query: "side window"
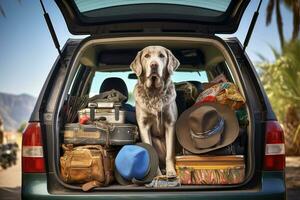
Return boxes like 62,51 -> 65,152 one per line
68,65 -> 84,96
208,61 -> 234,82
68,65 -> 91,96
172,71 -> 208,83
89,70 -> 209,106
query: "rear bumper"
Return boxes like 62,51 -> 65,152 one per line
22,172 -> 286,200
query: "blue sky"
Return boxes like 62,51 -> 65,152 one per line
0,0 -> 293,97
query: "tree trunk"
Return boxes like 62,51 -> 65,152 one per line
276,0 -> 285,48
291,1 -> 300,40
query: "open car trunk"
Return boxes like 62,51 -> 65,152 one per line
47,35 -> 256,193
55,0 -> 250,35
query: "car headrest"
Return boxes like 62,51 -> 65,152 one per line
188,81 -> 204,94
99,77 -> 128,102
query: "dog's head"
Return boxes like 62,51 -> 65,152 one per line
130,46 -> 180,89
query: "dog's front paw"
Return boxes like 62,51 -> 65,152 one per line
157,168 -> 163,176
166,160 -> 177,177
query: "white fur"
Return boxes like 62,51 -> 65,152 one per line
130,46 -> 180,177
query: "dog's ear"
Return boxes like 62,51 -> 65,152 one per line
130,51 -> 143,77
166,49 -> 180,75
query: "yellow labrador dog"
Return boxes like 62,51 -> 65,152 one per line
130,46 -> 179,177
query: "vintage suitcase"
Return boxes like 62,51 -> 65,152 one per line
78,108 -> 125,123
63,123 -> 139,146
88,102 -> 121,109
60,144 -> 115,191
175,155 -> 245,185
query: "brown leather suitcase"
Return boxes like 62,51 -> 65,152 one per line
60,144 -> 115,191
63,122 -> 139,146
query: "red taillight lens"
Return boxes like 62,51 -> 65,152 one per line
22,122 -> 45,173
264,121 -> 285,171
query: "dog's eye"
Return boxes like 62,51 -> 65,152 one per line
144,54 -> 150,58
159,53 -> 165,58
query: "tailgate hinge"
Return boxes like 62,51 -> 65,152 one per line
43,112 -> 53,124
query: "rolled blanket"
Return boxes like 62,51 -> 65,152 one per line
145,175 -> 181,188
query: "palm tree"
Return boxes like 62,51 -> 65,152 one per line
266,0 -> 285,48
0,5 -> 6,18
0,0 -> 22,18
281,40 -> 300,155
258,40 -> 300,155
284,0 -> 300,40
266,0 -> 300,48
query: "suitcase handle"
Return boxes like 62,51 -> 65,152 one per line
114,104 -> 120,121
94,120 -> 115,147
88,102 -> 121,122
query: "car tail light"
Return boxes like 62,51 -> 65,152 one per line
22,122 -> 45,173
264,121 -> 285,171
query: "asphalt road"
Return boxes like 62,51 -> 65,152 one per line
0,154 -> 299,200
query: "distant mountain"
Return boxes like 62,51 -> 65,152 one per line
0,92 -> 36,131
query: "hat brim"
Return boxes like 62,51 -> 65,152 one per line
114,167 -> 131,185
115,143 -> 159,185
176,102 -> 239,154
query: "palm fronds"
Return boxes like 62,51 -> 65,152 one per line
265,0 -> 300,48
0,0 -> 22,18
284,0 -> 300,41
0,5 -> 6,18
258,40 -> 300,155
266,0 -> 275,25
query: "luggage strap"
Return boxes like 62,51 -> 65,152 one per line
82,180 -> 102,191
81,147 -> 112,191
62,144 -> 103,151
94,120 -> 114,147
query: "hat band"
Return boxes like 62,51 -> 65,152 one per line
191,117 -> 224,139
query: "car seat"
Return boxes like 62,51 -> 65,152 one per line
188,81 -> 204,94
175,81 -> 204,116
99,77 -> 137,124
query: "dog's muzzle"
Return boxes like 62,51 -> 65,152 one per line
146,74 -> 162,88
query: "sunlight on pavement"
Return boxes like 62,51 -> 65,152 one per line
0,133 -> 21,200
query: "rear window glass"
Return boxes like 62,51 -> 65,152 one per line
74,0 -> 231,13
89,71 -> 208,105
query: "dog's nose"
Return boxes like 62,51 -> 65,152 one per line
150,62 -> 158,69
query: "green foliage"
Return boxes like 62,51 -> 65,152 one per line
18,122 -> 27,133
258,40 -> 300,122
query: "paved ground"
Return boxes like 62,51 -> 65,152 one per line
286,157 -> 300,189
0,151 -> 21,200
286,157 -> 300,199
0,153 -> 299,199
0,152 -> 21,188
